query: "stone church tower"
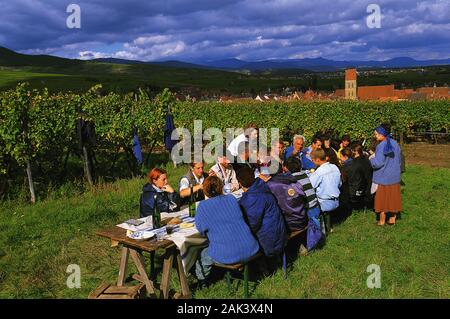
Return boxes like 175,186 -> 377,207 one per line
345,68 -> 357,100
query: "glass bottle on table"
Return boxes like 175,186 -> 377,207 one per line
153,194 -> 161,229
189,183 -> 196,217
223,182 -> 232,194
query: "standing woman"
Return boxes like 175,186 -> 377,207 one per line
370,125 -> 402,226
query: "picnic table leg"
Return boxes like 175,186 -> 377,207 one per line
160,247 -> 175,299
243,264 -> 249,299
175,251 -> 192,299
129,249 -> 156,296
150,251 -> 156,281
225,271 -> 232,291
117,247 -> 130,286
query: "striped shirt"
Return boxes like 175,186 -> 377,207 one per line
292,171 -> 319,209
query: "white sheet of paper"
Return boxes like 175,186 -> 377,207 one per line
116,211 -> 189,231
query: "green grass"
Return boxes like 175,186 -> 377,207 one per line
0,64 -> 272,94
0,164 -> 449,298
0,70 -> 70,87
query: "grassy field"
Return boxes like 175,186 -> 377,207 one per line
0,64 -> 308,94
0,69 -> 70,88
0,160 -> 448,299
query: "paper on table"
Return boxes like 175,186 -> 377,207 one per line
116,217 -> 152,232
116,211 -> 189,231
231,189 -> 244,200
116,209 -> 205,272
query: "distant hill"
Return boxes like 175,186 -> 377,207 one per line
150,60 -> 211,69
0,46 -> 82,68
200,58 -> 249,69
0,47 -> 210,71
91,57 -> 146,65
199,56 -> 450,72
3,46 -> 448,72
93,57 -> 209,69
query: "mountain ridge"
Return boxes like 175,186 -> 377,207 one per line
1,46 -> 449,72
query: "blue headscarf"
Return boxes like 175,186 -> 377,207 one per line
375,126 -> 394,156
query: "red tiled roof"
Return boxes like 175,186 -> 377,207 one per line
394,89 -> 414,99
334,89 -> 345,97
357,85 -> 395,100
417,87 -> 450,95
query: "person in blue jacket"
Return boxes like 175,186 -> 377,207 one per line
194,176 -> 260,285
284,134 -> 315,170
370,125 -> 402,226
236,166 -> 288,258
139,168 -> 180,218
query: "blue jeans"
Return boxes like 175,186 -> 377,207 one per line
319,199 -> 339,212
195,247 -> 215,281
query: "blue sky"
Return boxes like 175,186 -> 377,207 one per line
0,0 -> 449,62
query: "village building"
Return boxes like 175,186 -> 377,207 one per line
342,68 -> 449,101
344,68 -> 357,100
358,84 -> 395,101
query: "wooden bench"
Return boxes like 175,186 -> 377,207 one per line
213,227 -> 307,298
88,282 -> 146,299
213,252 -> 263,299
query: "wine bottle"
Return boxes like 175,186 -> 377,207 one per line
189,183 -> 196,217
153,194 -> 161,228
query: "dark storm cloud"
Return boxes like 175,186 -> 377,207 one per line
0,0 -> 448,61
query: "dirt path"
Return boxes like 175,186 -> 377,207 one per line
402,143 -> 450,168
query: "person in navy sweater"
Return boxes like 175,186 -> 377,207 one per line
236,166 -> 288,258
370,125 -> 402,226
194,176 -> 260,284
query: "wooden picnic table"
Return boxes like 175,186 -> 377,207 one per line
96,225 -> 192,299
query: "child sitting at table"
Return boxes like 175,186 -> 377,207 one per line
194,176 -> 260,287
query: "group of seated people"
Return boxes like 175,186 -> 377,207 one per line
139,127 -> 376,286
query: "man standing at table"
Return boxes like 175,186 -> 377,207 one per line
227,124 -> 258,157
